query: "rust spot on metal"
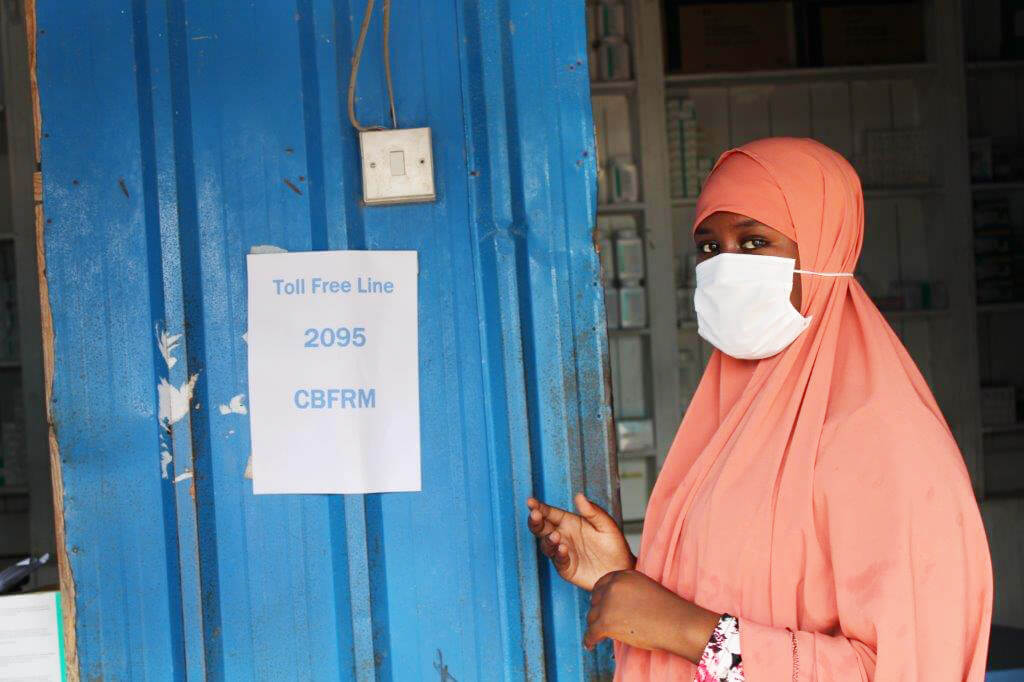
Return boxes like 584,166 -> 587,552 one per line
283,178 -> 303,196
284,146 -> 294,154
117,178 -> 129,198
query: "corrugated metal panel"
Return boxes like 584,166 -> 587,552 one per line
34,0 -> 615,679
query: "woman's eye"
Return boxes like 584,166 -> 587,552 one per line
699,242 -> 717,254
741,237 -> 768,250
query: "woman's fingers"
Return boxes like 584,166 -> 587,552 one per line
539,534 -> 558,558
526,499 -> 568,536
528,509 -> 558,538
552,543 -> 571,570
582,621 -> 605,650
528,498 -> 568,524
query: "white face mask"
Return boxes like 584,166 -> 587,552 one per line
693,253 -> 851,360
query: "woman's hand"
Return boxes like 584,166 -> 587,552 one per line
526,493 -> 634,591
583,569 -> 721,663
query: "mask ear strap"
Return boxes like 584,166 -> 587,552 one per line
793,269 -> 854,278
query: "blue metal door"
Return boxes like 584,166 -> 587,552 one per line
34,0 -> 615,679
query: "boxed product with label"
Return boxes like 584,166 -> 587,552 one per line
614,229 -> 645,280
678,2 -> 796,73
618,457 -> 654,521
617,418 -> 654,452
613,335 -> 647,419
816,3 -> 924,66
598,38 -> 632,81
619,281 -> 648,328
594,3 -> 628,38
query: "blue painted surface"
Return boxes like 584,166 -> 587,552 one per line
988,671 -> 1024,681
35,0 -> 614,679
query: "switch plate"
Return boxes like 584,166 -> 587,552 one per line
358,127 -> 436,205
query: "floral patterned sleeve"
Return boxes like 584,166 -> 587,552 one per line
694,614 -> 744,682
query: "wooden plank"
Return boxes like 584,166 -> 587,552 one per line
965,75 -> 983,136
809,82 -> 853,160
932,0 -> 984,494
858,199 -> 900,298
633,0 -> 681,470
20,0 -> 78,676
982,498 -> 1024,626
976,72 -> 1018,138
850,79 -> 892,177
967,0 -> 1003,61
688,87 -> 730,159
896,198 -> 929,281
768,83 -> 811,138
890,79 -> 921,129
729,86 -> 772,147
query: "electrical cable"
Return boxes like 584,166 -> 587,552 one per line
348,0 -> 398,132
381,0 -> 397,129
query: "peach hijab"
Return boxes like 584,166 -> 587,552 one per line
614,138 -> 992,680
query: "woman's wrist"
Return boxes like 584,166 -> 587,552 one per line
658,597 -> 722,663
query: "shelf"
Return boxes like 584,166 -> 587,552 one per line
672,186 -> 938,208
678,320 -> 698,332
0,486 -> 28,497
622,519 -> 644,534
0,360 -> 20,370
618,448 -> 657,460
664,63 -> 934,89
0,233 -> 13,242
598,202 -> 646,214
971,182 -> 1024,193
983,422 -> 1024,436
609,327 -> 651,337
978,302 -> 1024,315
966,60 -> 1024,72
883,308 -> 951,321
590,79 -> 637,95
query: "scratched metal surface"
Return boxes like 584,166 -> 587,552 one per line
35,0 -> 616,679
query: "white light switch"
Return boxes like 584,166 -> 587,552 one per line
390,150 -> 406,176
359,127 -> 435,205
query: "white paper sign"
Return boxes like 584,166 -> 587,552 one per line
246,250 -> 420,494
0,591 -> 64,681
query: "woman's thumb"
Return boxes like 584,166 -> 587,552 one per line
574,493 -> 615,530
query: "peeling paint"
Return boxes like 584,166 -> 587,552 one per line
218,394 -> 247,415
173,470 -> 193,483
249,244 -> 288,254
243,454 -> 253,480
155,324 -> 182,370
160,448 -> 172,479
241,331 -> 248,344
158,375 -> 199,431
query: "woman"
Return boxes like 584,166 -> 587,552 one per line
527,138 -> 992,680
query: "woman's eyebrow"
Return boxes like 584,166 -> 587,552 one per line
733,218 -> 762,228
693,227 -> 712,236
